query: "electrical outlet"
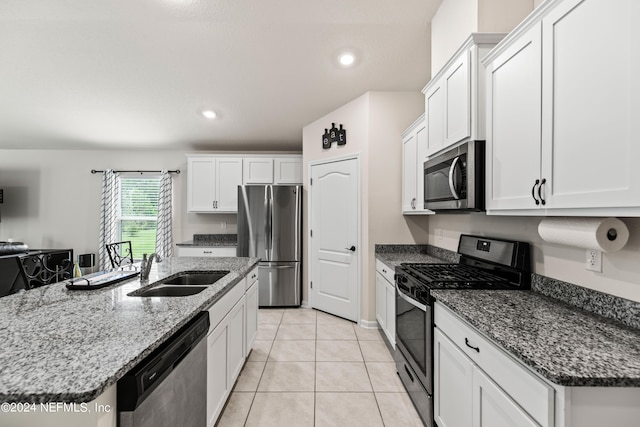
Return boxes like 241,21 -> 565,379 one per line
221,221 -> 227,230
435,228 -> 444,241
586,250 -> 602,273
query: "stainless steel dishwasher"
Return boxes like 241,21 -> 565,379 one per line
117,311 -> 209,427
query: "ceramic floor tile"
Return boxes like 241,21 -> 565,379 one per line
366,362 -> 405,392
216,391 -> 255,427
255,323 -> 279,341
375,392 -> 425,427
258,309 -> 284,324
257,361 -> 315,392
233,361 -> 266,392
315,340 -> 363,362
275,323 -> 316,340
268,340 -> 316,362
247,340 -> 273,362
315,392 -> 384,427
359,340 -> 394,362
281,308 -> 317,324
354,326 -> 384,341
316,322 -> 356,340
245,392 -> 315,427
316,310 -> 355,326
315,361 -> 372,392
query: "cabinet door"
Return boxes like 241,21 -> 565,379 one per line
215,158 -> 243,212
485,22 -> 543,212
384,279 -> 395,348
274,157 -> 303,184
472,368 -> 539,427
245,280 -> 259,353
434,328 -> 473,427
402,132 -> 417,212
243,158 -> 274,184
415,123 -> 427,212
375,272 -> 387,331
227,297 -> 246,385
445,51 -> 471,146
425,81 -> 444,156
188,157 -> 216,212
207,322 -> 229,427
541,0 -> 640,211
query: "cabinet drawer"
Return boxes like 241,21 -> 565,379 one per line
375,259 -> 395,284
208,279 -> 246,332
435,303 -> 554,427
246,266 -> 258,291
177,247 -> 237,257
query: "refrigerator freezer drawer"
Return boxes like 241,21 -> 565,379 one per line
258,262 -> 301,307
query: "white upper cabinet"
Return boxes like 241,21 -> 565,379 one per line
243,158 -> 274,184
274,157 -> 302,184
485,0 -> 640,216
423,33 -> 506,157
187,156 -> 243,213
402,114 -> 431,214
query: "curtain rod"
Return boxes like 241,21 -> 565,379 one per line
91,169 -> 180,175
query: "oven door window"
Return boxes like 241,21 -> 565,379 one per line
396,290 -> 427,376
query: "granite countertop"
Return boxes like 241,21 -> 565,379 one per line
375,244 -> 459,270
432,290 -> 640,387
0,256 -> 259,403
176,234 -> 238,247
376,252 -> 450,270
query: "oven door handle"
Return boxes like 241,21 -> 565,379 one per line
448,156 -> 461,200
396,285 -> 427,311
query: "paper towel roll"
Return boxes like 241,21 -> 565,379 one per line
538,217 -> 629,252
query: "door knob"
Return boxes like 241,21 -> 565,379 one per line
345,246 -> 356,252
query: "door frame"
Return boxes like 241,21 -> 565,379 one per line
307,153 -> 362,323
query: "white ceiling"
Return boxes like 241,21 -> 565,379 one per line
0,0 -> 441,151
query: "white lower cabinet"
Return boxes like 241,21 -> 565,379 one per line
206,317 -> 230,427
245,269 -> 259,353
375,260 -> 395,348
434,302 -> 553,427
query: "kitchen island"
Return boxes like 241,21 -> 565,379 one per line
0,256 -> 259,427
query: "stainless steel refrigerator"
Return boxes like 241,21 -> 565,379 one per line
237,185 -> 302,307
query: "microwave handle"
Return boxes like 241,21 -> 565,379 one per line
448,156 -> 461,200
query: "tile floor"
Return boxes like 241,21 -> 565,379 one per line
216,308 -> 424,427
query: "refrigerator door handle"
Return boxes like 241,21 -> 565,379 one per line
264,186 -> 272,260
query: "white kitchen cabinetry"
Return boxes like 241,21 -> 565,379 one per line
245,267 -> 259,352
402,114 -> 431,215
434,302 -> 554,427
243,158 -> 274,184
485,0 -> 640,215
422,33 -> 505,157
375,259 -> 395,348
274,157 -> 302,184
187,156 -> 243,213
176,246 -> 237,257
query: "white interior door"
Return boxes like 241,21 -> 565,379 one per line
310,157 -> 359,322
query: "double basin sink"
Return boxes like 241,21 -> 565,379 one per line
129,271 -> 229,297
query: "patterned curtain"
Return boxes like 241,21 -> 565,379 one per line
155,170 -> 173,258
98,170 -> 120,269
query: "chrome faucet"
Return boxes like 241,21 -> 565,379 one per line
140,253 -> 162,281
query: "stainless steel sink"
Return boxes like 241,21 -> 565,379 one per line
161,271 -> 229,286
134,285 -> 208,297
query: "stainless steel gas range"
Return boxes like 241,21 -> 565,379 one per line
394,235 -> 531,426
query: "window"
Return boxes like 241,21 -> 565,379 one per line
118,176 -> 161,260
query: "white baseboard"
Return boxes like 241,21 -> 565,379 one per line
300,300 -> 310,309
358,319 -> 380,329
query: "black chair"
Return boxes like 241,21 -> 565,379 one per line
105,241 -> 134,268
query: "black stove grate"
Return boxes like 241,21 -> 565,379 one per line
402,263 -> 510,286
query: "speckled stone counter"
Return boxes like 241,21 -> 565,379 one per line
431,289 -> 640,387
176,234 -> 238,247
0,256 -> 259,403
375,244 -> 459,269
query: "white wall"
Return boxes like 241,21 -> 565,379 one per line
430,0 -> 534,74
302,91 -> 425,322
0,149 -> 236,261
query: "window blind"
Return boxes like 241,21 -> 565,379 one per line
119,177 -> 161,260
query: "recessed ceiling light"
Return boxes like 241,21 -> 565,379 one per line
201,109 -> 217,119
338,53 -> 356,67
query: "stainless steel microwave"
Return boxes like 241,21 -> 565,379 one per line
423,140 -> 485,212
